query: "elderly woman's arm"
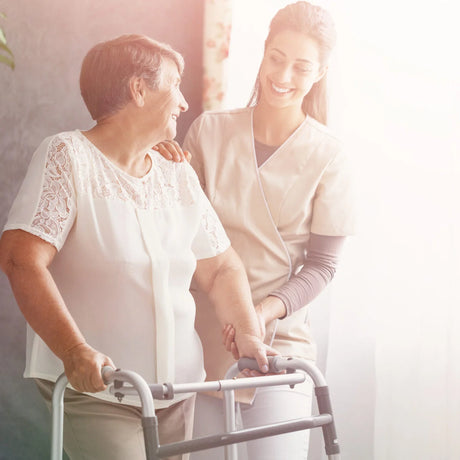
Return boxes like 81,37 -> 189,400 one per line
0,230 -> 114,392
193,246 -> 277,373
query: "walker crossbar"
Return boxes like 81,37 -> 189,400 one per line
153,415 -> 333,458
110,372 -> 306,399
50,356 -> 341,460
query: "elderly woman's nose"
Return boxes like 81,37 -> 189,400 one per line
180,91 -> 189,112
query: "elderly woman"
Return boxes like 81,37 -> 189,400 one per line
0,34 -> 274,460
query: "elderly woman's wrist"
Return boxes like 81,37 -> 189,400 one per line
60,341 -> 88,359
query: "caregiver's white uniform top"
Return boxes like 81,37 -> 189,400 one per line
4,130 -> 230,408
184,108 -> 356,403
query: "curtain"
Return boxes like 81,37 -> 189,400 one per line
202,0 -> 233,111
202,0 -> 460,458
322,0 -> 460,458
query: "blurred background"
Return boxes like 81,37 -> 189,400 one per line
1,1 -> 459,459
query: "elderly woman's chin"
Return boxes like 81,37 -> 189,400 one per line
164,120 -> 178,141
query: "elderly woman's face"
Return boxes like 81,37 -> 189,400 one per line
144,58 -> 188,140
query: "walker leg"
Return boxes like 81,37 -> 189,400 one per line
142,416 -> 160,460
224,389 -> 238,460
51,374 -> 70,460
315,386 -> 340,458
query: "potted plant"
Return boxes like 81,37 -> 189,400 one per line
0,12 -> 14,69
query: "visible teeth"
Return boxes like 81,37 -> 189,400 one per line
272,83 -> 291,94
172,115 -> 177,120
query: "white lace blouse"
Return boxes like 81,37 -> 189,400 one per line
4,130 -> 230,407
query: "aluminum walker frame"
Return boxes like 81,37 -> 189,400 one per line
51,356 -> 340,459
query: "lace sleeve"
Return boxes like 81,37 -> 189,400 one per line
185,164 -> 230,259
5,134 -> 77,250
198,204 -> 230,254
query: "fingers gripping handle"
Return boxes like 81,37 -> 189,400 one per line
101,366 -> 115,384
238,356 -> 283,373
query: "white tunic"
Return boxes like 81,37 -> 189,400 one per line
4,130 -> 230,408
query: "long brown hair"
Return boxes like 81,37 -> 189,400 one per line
248,1 -> 337,125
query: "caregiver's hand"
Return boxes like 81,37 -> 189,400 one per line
153,140 -> 191,162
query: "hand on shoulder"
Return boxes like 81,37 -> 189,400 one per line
153,140 -> 191,163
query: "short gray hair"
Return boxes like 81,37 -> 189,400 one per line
80,34 -> 184,120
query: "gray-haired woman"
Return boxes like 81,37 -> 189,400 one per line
0,34 -> 275,460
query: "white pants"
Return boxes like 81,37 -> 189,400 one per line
191,378 -> 313,460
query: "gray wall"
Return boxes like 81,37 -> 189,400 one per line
0,1 -> 203,458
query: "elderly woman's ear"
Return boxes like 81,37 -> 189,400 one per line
130,77 -> 147,107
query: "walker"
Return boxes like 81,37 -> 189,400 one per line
51,356 -> 340,459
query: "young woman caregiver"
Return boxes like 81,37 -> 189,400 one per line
156,2 -> 356,459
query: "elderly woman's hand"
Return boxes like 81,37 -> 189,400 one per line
232,333 -> 279,375
223,296 -> 286,354
62,343 -> 115,393
153,140 -> 191,163
222,308 -> 265,354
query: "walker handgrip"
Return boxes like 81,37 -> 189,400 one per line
101,366 -> 115,385
237,356 -> 280,373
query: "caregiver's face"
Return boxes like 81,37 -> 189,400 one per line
259,30 -> 325,111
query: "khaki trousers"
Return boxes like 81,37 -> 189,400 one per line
35,379 -> 195,460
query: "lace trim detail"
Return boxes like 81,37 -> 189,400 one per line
29,131 -> 201,248
201,206 -> 229,253
75,135 -> 197,210
31,138 -> 74,242
149,159 -> 197,210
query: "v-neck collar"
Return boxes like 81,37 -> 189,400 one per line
249,107 -> 310,170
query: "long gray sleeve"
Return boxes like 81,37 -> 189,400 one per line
270,233 -> 346,317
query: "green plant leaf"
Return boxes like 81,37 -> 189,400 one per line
0,42 -> 13,56
0,28 -> 6,45
0,12 -> 8,45
0,13 -> 14,69
0,54 -> 14,69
